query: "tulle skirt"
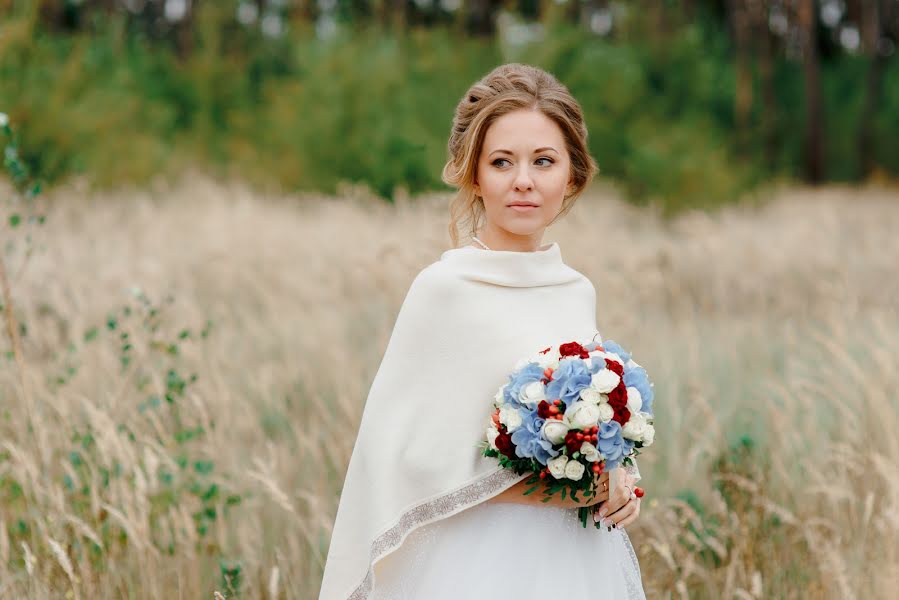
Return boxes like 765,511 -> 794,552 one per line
370,499 -> 646,599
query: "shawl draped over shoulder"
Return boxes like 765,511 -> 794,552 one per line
318,242 -> 606,599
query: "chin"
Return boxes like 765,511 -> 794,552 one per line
500,223 -> 547,236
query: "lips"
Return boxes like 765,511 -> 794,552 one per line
507,202 -> 539,207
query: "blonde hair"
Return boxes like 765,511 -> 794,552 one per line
441,63 -> 599,248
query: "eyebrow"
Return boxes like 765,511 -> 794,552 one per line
488,147 -> 559,157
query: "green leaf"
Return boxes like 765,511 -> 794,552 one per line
9,214 -> 20,227
522,485 -> 539,496
193,460 -> 214,475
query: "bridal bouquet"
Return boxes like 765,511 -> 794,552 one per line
482,339 -> 655,528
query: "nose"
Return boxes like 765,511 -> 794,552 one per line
513,164 -> 534,192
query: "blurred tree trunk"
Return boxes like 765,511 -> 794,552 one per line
755,0 -> 779,169
728,0 -> 753,156
467,0 -> 498,36
798,0 -> 824,183
287,0 -> 318,26
390,0 -> 408,30
857,0 -> 886,177
563,0 -> 582,25
174,0 -> 196,61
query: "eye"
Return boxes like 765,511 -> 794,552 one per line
535,157 -> 554,166
491,158 -> 511,168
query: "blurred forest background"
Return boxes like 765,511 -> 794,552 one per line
2,1 -> 899,599
1,0 -> 898,212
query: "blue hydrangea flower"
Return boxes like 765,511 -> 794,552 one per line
504,363 -> 545,406
597,420 -> 634,468
510,406 -> 558,465
545,358 -> 592,407
623,366 -> 654,416
601,340 -> 631,363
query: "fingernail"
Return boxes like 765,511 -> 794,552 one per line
612,523 -> 617,529
598,508 -> 607,518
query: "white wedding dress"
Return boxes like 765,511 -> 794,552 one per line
370,498 -> 646,599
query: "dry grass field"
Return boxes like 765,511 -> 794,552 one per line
1,176 -> 897,599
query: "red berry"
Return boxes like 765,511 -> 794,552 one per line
549,406 -> 559,415
576,432 -> 584,441
634,487 -> 644,498
539,471 -> 547,479
553,399 -> 561,406
543,368 -> 554,379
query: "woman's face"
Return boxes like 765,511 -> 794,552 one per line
473,109 -> 573,246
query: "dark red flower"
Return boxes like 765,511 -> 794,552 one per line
559,341 -> 590,359
564,430 -> 582,454
612,406 -> 631,426
605,358 -> 624,376
495,432 -> 516,459
607,382 -> 628,410
537,400 -> 554,419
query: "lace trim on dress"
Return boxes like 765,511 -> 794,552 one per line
618,529 -> 646,599
347,468 -> 527,600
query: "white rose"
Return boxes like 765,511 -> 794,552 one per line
534,349 -> 561,370
564,460 -> 585,481
498,406 -> 523,433
541,419 -> 569,444
519,381 -> 547,406
625,386 -> 643,413
486,425 -> 500,451
579,441 -> 601,462
642,422 -> 655,446
547,455 -> 569,479
565,401 -> 601,430
493,384 -> 507,408
621,412 -> 647,441
591,369 -> 620,394
597,403 -> 614,423
579,387 -> 603,404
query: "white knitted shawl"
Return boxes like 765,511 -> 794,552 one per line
318,241 -> 601,599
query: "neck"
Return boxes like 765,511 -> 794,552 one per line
474,224 -> 546,252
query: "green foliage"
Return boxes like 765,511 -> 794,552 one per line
1,12 -> 897,214
0,113 -> 243,582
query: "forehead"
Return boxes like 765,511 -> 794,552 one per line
482,109 -> 566,152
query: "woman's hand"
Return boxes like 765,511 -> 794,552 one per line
592,469 -> 641,530
489,469 -> 611,510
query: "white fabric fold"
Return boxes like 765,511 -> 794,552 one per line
319,241 -> 603,600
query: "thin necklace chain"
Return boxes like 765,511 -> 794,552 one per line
471,236 -> 491,250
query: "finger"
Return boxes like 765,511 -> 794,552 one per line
615,501 -> 641,529
605,483 -> 631,514
590,489 -> 609,505
598,500 -> 635,530
606,498 -> 638,525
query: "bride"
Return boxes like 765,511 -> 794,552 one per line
319,63 -> 646,600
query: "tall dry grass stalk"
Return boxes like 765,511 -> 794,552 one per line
0,175 -> 897,598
